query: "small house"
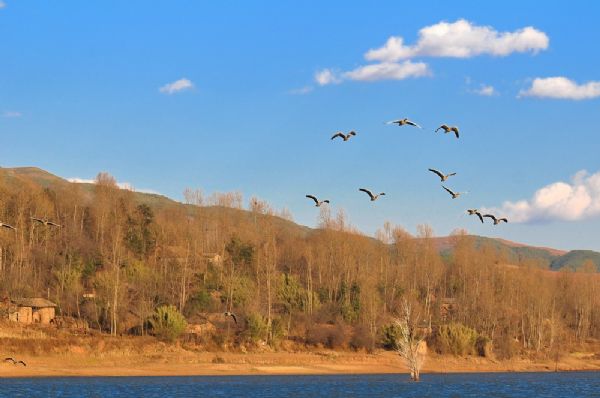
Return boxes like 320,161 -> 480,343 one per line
9,298 -> 57,325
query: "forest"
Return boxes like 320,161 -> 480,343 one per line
0,168 -> 598,360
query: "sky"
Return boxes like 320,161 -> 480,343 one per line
1,1 -> 599,251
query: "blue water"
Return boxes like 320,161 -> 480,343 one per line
0,372 -> 598,397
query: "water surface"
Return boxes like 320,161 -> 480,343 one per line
1,372 -> 598,397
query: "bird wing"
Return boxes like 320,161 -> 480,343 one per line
483,214 -> 497,221
385,120 -> 401,125
1,223 -> 16,230
47,222 -> 61,227
447,172 -> 457,177
331,132 -> 344,140
476,213 -> 484,223
359,188 -> 374,199
452,127 -> 460,138
31,217 -> 44,223
428,168 -> 444,180
17,361 -> 26,366
348,131 -> 357,136
406,120 -> 422,129
305,195 -> 319,205
442,186 -> 455,196
436,124 -> 448,132
499,218 -> 508,223
4,357 -> 15,363
231,314 -> 237,324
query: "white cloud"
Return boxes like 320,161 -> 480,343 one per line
68,178 -> 161,195
519,77 -> 600,100
473,84 -> 496,96
1,111 -> 22,118
315,69 -> 342,86
159,78 -> 194,94
483,170 -> 600,223
67,178 -> 96,184
289,86 -> 314,95
315,61 -> 429,85
314,20 -> 546,88
343,61 -> 430,82
366,19 -> 549,62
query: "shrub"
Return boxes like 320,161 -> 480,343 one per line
183,289 -> 212,316
306,322 -> 348,349
476,335 -> 493,358
380,323 -> 402,350
245,313 -> 267,342
350,325 -> 375,351
435,322 -> 479,356
149,305 -> 187,342
212,356 -> 226,364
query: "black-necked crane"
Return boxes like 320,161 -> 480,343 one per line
436,124 -> 460,138
467,209 -> 484,223
428,168 -> 456,182
4,357 -> 26,366
385,118 -> 422,129
442,186 -> 467,199
331,131 -> 357,141
305,195 -> 330,207
483,214 -> 508,225
0,222 -> 16,231
31,217 -> 61,227
224,311 -> 237,324
359,188 -> 385,201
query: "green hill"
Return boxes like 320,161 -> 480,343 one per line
550,250 -> 600,271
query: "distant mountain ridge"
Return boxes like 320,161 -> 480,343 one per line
1,166 -> 598,271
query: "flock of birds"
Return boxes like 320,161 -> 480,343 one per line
306,118 -> 508,225
0,217 -> 61,232
0,119 -> 506,331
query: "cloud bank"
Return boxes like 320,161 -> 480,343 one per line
366,19 -> 548,62
483,170 -> 600,223
159,78 -> 194,94
519,77 -> 600,100
316,20 -> 548,86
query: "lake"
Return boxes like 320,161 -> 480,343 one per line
1,372 -> 598,397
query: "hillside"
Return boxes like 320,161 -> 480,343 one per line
550,250 -> 600,271
1,165 -> 600,363
1,166 -> 598,271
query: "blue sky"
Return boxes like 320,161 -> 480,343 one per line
1,1 -> 599,251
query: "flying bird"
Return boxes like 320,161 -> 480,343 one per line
483,214 -> 508,225
224,311 -> 237,324
0,222 -> 16,231
467,209 -> 484,223
331,131 -> 357,141
359,188 -> 385,201
442,186 -> 467,199
428,168 -> 457,182
306,195 -> 330,207
385,118 -> 422,129
436,124 -> 460,138
31,218 -> 61,227
4,358 -> 26,366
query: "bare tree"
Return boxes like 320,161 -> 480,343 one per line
395,300 -> 427,381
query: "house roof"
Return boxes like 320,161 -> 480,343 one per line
12,298 -> 57,308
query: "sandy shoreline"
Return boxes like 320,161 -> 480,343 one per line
2,351 -> 600,378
